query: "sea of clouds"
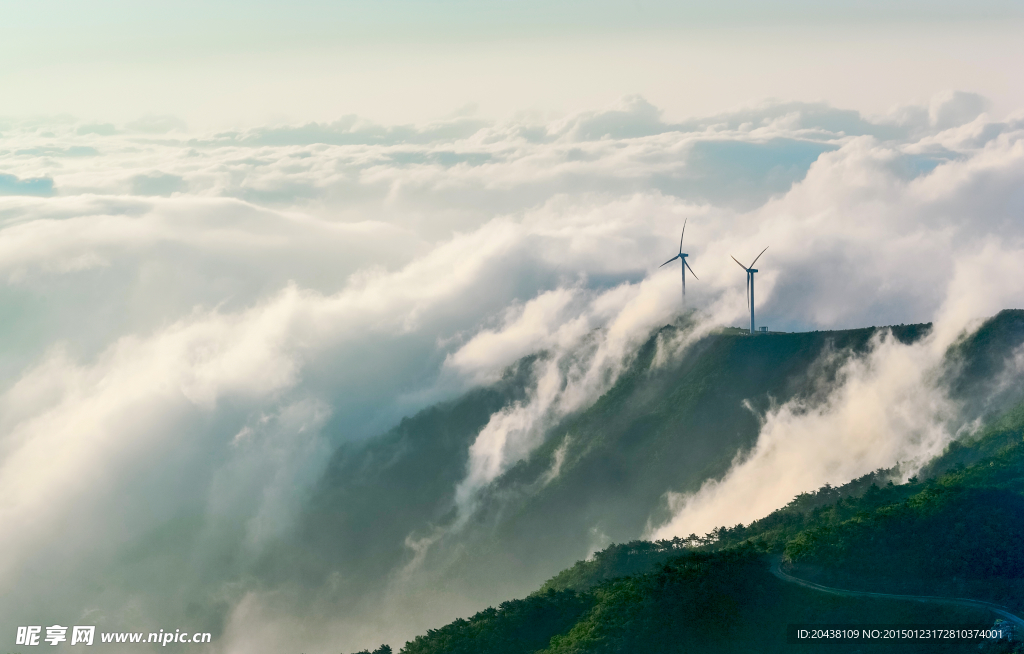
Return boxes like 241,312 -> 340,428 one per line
2,91 -> 1024,651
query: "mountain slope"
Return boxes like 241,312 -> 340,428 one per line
303,310 -> 1024,650
438,322 -> 936,584
398,547 -> 995,654
288,321 -> 934,597
386,393 -> 1024,653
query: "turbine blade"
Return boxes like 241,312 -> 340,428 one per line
730,255 -> 748,271
660,255 -> 680,268
684,258 -> 698,280
750,246 -> 769,268
682,263 -> 686,296
679,219 -> 687,253
746,273 -> 750,310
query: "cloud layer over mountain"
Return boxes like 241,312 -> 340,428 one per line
2,93 -> 1024,651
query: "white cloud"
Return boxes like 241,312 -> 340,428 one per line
648,328 -> 958,540
649,236 -> 1024,541
2,93 -> 1024,651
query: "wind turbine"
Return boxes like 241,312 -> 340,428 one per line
660,220 -> 698,303
731,247 -> 768,334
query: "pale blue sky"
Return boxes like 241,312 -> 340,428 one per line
1,1 -> 1022,127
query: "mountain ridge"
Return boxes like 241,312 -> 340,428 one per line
310,310 -> 1024,652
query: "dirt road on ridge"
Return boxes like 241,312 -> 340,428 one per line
769,556 -> 1024,631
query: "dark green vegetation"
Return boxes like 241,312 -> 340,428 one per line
391,547 -> 999,654
782,402 -> 1024,605
485,397 -> 1023,651
329,311 -> 1024,653
380,388 -> 1024,652
403,589 -> 592,654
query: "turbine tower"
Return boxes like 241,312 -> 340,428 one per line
731,247 -> 768,334
659,220 -> 698,303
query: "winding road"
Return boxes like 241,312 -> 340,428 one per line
769,556 -> 1024,630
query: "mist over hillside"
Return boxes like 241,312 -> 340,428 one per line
227,311 -> 1024,651
3,94 -> 1024,653
396,397 -> 1024,654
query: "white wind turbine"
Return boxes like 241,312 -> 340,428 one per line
659,220 -> 698,304
731,247 -> 768,334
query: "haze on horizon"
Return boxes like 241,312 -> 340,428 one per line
2,0 -> 1023,128
2,2 -> 1024,652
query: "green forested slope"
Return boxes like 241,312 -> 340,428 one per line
397,547 -> 996,654
384,398 -> 1024,653
363,311 -> 1024,654
782,400 -> 1024,605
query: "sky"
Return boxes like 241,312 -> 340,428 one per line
2,2 -> 1024,652
2,1 -> 1023,127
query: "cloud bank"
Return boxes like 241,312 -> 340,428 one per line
1,93 -> 1023,651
